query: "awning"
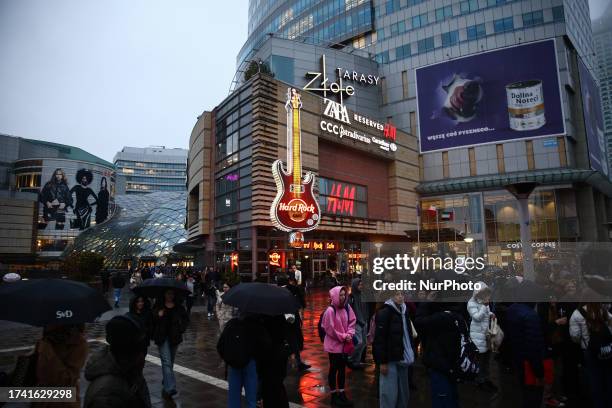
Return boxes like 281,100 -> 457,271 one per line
416,168 -> 612,197
173,236 -> 207,253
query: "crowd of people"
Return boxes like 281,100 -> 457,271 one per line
3,263 -> 611,408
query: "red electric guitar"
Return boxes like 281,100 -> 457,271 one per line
270,88 -> 321,232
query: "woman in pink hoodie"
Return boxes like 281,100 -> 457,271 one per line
322,286 -> 356,407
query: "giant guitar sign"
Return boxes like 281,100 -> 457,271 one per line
270,88 -> 321,232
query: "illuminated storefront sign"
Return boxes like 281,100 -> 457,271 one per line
319,177 -> 367,218
268,250 -> 286,268
348,253 -> 368,259
505,242 -> 557,249
302,241 -> 339,251
270,88 -> 321,232
230,252 -> 239,272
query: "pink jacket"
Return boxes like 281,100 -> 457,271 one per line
322,286 -> 356,353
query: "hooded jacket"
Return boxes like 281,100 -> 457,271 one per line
321,286 -> 356,353
348,278 -> 367,327
83,346 -> 151,408
467,282 -> 491,353
372,299 -> 415,365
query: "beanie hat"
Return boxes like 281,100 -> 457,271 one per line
105,315 -> 147,355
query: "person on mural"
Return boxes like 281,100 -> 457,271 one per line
39,168 -> 72,230
70,169 -> 97,230
95,176 -> 110,224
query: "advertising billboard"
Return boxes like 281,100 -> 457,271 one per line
416,40 -> 565,153
577,59 -> 608,176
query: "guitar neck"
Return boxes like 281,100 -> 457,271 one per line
292,107 -> 301,187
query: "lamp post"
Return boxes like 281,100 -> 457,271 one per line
374,242 -> 383,258
464,236 -> 474,258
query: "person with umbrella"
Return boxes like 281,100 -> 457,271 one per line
151,288 -> 189,400
127,295 -> 153,346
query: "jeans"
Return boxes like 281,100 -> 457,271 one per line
207,295 -> 216,314
349,324 -> 367,365
430,369 -> 460,408
159,340 -> 178,393
584,350 -> 612,408
379,362 -> 410,408
328,353 -> 347,390
113,288 -> 121,304
228,359 -> 257,408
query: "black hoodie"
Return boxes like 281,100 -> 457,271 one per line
83,346 -> 151,408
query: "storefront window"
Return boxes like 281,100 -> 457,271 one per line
319,177 -> 367,218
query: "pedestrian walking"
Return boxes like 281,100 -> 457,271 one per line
127,295 -> 152,346
258,314 -> 293,408
289,264 -> 302,286
100,268 -> 110,294
372,291 -> 415,408
216,282 -> 238,331
185,275 -> 195,314
282,276 -> 310,371
152,289 -> 189,400
348,277 -> 368,370
111,271 -> 126,308
130,269 -> 143,290
321,286 -> 356,407
569,303 -> 612,408
84,315 -> 151,408
34,324 -> 88,408
506,300 -> 546,408
415,301 -> 467,408
466,282 -> 498,392
204,275 -> 217,319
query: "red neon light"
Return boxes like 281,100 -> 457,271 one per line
327,182 -> 356,216
384,123 -> 397,141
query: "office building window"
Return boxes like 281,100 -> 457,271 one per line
390,20 -> 406,36
494,17 -> 514,33
552,6 -> 564,21
467,23 -> 486,40
376,51 -> 389,64
441,30 -> 459,46
522,11 -> 543,27
435,6 -> 453,22
487,0 -> 507,6
460,0 -> 478,14
412,13 -> 428,28
395,44 -> 411,60
385,0 -> 399,15
417,36 -> 435,53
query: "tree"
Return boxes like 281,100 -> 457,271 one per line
63,251 -> 105,282
243,60 -> 273,82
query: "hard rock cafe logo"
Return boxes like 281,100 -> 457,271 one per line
270,88 -> 322,232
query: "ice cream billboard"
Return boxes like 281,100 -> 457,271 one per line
578,59 -> 608,176
416,40 -> 565,153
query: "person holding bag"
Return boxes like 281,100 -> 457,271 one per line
467,282 -> 498,392
321,286 -> 356,407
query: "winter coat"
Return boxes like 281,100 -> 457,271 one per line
83,346 -> 151,408
505,303 -> 546,378
321,286 -> 356,354
216,291 -> 238,331
467,282 -> 491,353
151,304 -> 189,346
372,302 -> 415,365
128,298 -> 153,344
569,306 -> 612,350
414,302 -> 463,378
34,330 -> 88,408
348,278 -> 367,327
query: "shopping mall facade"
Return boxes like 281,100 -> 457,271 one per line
186,0 -> 612,280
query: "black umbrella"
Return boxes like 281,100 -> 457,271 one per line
222,282 -> 299,315
132,277 -> 190,299
0,279 -> 111,326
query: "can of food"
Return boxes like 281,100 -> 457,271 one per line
506,80 -> 545,131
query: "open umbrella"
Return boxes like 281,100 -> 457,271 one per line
0,279 -> 111,326
132,277 -> 190,299
222,282 -> 299,315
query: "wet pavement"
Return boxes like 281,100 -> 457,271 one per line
0,286 -> 576,407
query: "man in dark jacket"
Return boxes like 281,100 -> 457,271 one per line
84,315 -> 151,408
348,277 -> 368,369
373,291 -> 415,408
506,301 -> 546,408
415,301 -> 464,408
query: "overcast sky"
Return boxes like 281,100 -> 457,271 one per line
0,0 -> 610,163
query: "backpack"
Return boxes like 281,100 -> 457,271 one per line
454,316 -> 480,379
317,305 -> 350,342
579,309 -> 612,361
217,318 -> 250,368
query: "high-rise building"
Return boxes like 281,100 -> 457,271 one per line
593,1 -> 612,171
224,0 -> 612,271
114,146 -> 187,194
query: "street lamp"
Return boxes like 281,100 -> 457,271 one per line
374,242 -> 383,257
